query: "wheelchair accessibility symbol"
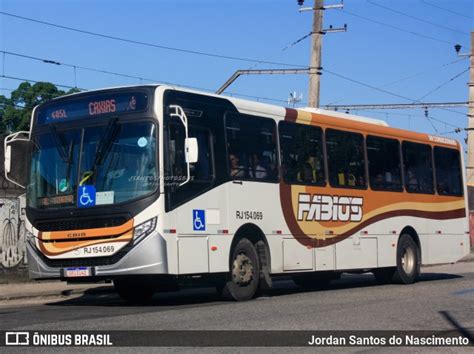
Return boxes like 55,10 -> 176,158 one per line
78,185 -> 96,208
193,209 -> 206,231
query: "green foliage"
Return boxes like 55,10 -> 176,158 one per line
0,82 -> 80,133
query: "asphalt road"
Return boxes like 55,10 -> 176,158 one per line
1,262 -> 473,351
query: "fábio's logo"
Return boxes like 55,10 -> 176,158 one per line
298,193 -> 363,222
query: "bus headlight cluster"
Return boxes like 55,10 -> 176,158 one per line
25,230 -> 37,248
133,217 -> 157,245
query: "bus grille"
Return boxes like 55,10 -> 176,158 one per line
35,216 -> 129,232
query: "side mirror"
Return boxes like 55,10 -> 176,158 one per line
4,145 -> 12,174
185,137 -> 198,164
4,131 -> 31,189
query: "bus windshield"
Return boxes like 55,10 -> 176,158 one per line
28,121 -> 158,209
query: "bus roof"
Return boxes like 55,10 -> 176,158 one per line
41,83 -> 459,149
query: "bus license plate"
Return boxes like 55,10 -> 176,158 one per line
64,267 -> 91,278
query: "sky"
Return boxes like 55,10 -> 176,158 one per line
0,0 -> 473,149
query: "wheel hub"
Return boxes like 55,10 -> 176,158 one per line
232,253 -> 254,286
401,246 -> 415,274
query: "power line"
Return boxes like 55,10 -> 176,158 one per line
1,50 -> 158,84
415,68 -> 470,102
339,107 -> 463,132
280,32 -> 313,52
1,74 -> 85,91
2,52 -> 468,119
325,102 -> 467,110
367,0 -> 470,36
1,73 -> 464,132
322,68 -> 467,117
381,57 -> 468,88
421,0 -> 473,20
1,73 -> 289,105
439,128 -> 464,135
428,115 -> 463,130
1,50 -> 293,104
325,57 -> 467,105
341,9 -> 461,46
248,32 -> 313,71
0,11 -> 308,68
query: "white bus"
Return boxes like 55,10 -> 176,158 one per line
5,84 -> 470,302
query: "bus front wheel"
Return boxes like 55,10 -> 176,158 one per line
221,238 -> 260,301
393,234 -> 420,284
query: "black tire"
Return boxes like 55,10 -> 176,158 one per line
221,238 -> 260,301
114,276 -> 157,304
393,234 -> 420,284
373,267 -> 396,284
292,273 -> 333,290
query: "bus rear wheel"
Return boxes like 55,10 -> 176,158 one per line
393,234 -> 420,284
114,276 -> 157,304
221,238 -> 260,301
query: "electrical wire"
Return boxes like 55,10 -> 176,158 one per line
1,74 -> 85,91
325,57 -> 468,105
381,57 -> 468,88
322,68 -> 468,119
1,51 -> 293,103
341,9 -> 462,46
0,11 -> 308,68
367,0 -> 470,36
1,50 -> 158,84
415,68 -> 470,102
421,0 -> 473,20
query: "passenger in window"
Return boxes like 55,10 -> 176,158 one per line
437,181 -> 448,195
297,162 -> 312,183
373,173 -> 384,189
298,156 -> 318,183
249,154 -> 267,179
229,153 -> 245,177
407,170 -> 418,191
357,175 -> 365,187
261,155 -> 275,178
348,174 -> 356,186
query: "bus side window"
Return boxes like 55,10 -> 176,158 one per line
402,141 -> 434,194
225,113 -> 278,182
167,123 -> 214,187
278,121 -> 325,186
434,146 -> 463,196
326,129 -> 366,189
366,135 -> 403,192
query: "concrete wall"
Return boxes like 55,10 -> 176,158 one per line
0,196 -> 27,269
0,134 -> 28,277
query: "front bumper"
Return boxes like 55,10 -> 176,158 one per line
26,231 -> 168,279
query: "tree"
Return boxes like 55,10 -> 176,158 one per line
0,82 -> 80,133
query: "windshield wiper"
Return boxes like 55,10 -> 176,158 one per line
93,116 -> 120,168
49,125 -> 71,163
80,117 -> 120,185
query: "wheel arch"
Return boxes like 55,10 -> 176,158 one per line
400,226 -> 422,263
231,223 -> 272,289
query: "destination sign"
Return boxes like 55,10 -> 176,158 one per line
37,92 -> 148,125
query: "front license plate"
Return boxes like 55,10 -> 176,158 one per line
64,267 -> 91,278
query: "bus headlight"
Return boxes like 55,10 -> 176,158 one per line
25,230 -> 37,248
133,217 -> 157,245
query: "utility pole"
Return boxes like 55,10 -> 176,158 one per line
308,0 -> 324,108
467,32 -> 474,210
299,0 -> 346,107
